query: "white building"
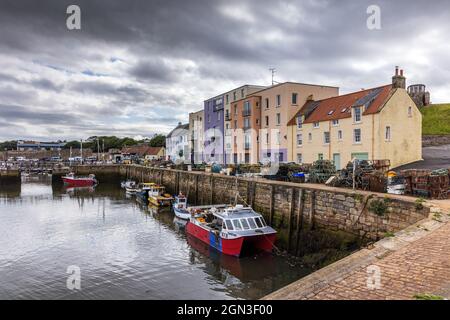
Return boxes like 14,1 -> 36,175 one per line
166,122 -> 190,163
189,110 -> 204,164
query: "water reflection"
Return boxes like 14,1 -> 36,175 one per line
0,176 -> 309,300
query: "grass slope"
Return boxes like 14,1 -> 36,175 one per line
421,104 -> 450,135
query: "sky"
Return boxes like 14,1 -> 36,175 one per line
0,0 -> 449,141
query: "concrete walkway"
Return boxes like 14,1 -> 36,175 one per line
264,200 -> 450,300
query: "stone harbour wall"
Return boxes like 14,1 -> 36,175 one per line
71,165 -> 430,254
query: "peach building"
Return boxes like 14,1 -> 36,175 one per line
229,96 -> 262,164
256,82 -> 339,163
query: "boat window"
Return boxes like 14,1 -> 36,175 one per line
240,218 -> 250,230
225,220 -> 234,230
232,219 -> 242,230
247,218 -> 257,229
259,217 -> 267,227
222,221 -> 227,230
254,217 -> 263,228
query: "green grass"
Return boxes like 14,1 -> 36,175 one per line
413,293 -> 445,300
421,104 -> 450,135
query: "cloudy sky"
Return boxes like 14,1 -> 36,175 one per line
0,0 -> 449,141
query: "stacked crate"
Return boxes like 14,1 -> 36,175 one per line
400,169 -> 450,199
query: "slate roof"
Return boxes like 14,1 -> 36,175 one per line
288,84 -> 393,125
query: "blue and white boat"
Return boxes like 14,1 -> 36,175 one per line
172,193 -> 190,219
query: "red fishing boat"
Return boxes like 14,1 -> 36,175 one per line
186,204 -> 277,257
62,172 -> 98,187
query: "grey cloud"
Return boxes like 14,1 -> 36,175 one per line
0,0 -> 449,140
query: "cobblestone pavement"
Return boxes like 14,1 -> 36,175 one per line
265,201 -> 450,300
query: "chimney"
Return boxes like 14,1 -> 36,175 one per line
392,66 -> 406,89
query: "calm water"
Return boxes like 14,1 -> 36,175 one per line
0,175 -> 310,300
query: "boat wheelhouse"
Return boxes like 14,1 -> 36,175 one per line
186,204 -> 276,257
147,184 -> 173,207
172,193 -> 190,219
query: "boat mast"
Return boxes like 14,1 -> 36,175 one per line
80,139 -> 83,164
97,138 -> 100,162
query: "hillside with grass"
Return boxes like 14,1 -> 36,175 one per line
421,104 -> 450,135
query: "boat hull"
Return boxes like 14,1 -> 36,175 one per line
149,196 -> 172,207
173,206 -> 191,220
186,222 -> 246,257
62,177 -> 96,187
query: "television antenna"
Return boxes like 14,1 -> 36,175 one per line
269,67 -> 279,85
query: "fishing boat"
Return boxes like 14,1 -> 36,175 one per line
62,172 -> 98,187
135,183 -> 155,202
172,193 -> 190,219
148,184 -> 173,207
121,179 -> 137,189
186,204 -> 277,257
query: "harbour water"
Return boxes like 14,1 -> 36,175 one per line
0,175 -> 316,300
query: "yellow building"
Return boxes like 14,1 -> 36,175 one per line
287,68 -> 422,169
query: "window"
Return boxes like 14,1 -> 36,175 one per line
292,93 -> 298,105
297,134 -> 303,146
265,116 -> 269,126
247,218 -> 257,229
265,98 -> 269,109
225,220 -> 234,230
408,106 -> 412,117
265,133 -> 269,144
240,218 -> 250,230
256,119 -> 259,125
276,132 -> 281,145
338,130 -> 343,140
276,113 -> 281,125
276,94 -> 281,107
254,217 -> 263,228
308,133 -> 312,141
232,219 -> 242,230
324,132 -> 330,144
318,153 -> 324,160
354,107 -> 362,123
354,128 -> 361,143
208,114 -> 211,123
244,118 -> 250,129
218,112 -> 221,121
241,89 -> 245,98
385,126 -> 391,141
297,153 -> 302,164
233,91 -> 237,100
226,94 -> 229,104
328,110 -> 334,115
234,120 -> 237,128
297,116 -> 303,128
313,122 -> 319,128
332,119 -> 339,126
234,105 -> 237,115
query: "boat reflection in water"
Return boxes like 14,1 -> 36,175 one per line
186,233 -> 276,282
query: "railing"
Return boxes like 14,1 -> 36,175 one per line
225,114 -> 231,121
242,109 -> 251,117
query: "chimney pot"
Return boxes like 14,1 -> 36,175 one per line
400,69 -> 404,76
395,66 -> 399,76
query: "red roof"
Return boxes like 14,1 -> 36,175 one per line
121,145 -> 163,157
288,84 -> 393,125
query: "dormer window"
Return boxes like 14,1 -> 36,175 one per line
341,107 -> 347,113
297,116 -> 303,128
353,107 -> 362,123
313,122 -> 320,128
332,119 -> 339,126
328,110 -> 335,115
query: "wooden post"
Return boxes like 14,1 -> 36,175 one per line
209,175 -> 214,204
194,174 -> 199,205
309,190 -> 316,230
295,189 -> 304,255
269,185 -> 275,226
287,188 -> 295,252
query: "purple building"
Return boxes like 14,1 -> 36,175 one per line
203,95 -> 225,164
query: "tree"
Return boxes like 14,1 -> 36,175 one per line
149,134 -> 166,147
0,140 -> 17,150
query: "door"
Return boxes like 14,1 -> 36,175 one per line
333,153 -> 341,170
351,152 -> 369,161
